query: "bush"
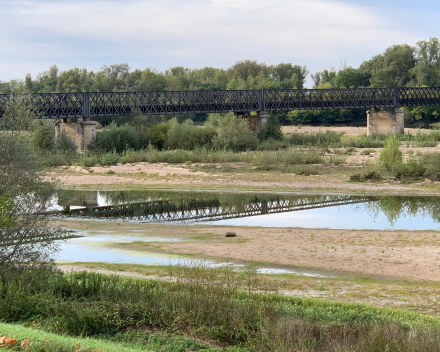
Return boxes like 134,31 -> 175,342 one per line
99,152 -> 120,166
96,123 -> 140,153
379,136 -> 402,171
32,122 -> 54,151
166,119 -> 215,150
54,131 -> 77,153
79,153 -> 99,167
211,112 -> 259,151
418,152 -> 440,180
150,121 -> 172,150
258,114 -> 282,141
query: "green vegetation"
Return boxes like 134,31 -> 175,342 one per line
0,323 -> 230,352
3,267 -> 440,351
379,136 -> 403,171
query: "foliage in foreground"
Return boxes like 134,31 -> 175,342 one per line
2,267 -> 440,351
0,323 -> 235,352
0,130 -> 62,275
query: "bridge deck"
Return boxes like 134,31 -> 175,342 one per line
1,88 -> 439,118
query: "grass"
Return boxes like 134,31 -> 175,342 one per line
60,262 -> 440,317
36,130 -> 440,169
4,266 -> 440,351
0,323 -> 141,352
0,323 -> 236,352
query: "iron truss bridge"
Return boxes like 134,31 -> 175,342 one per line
1,88 -> 440,119
60,195 -> 375,223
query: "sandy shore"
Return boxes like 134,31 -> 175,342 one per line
58,220 -> 440,282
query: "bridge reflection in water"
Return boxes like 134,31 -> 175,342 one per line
58,191 -> 374,223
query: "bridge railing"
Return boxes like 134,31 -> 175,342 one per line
2,88 -> 440,118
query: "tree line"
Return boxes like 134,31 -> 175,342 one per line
0,62 -> 308,94
2,37 -> 440,124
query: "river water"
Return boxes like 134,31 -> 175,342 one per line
52,190 -> 440,273
55,190 -> 440,231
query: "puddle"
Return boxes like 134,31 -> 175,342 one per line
57,238 -> 178,265
56,236 -> 329,277
69,235 -> 181,243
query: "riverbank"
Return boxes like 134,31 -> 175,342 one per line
57,220 -> 440,283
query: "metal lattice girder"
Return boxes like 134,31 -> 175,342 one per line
263,88 -> 395,111
0,93 -> 84,118
4,87 -> 440,119
399,87 -> 440,107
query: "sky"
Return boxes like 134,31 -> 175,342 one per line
0,0 -> 439,85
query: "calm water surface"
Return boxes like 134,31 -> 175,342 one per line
56,190 -> 440,230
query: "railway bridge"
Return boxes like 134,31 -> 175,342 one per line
1,87 -> 440,151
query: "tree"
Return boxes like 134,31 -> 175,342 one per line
412,37 -> 440,87
1,90 -> 40,134
0,134 -> 63,274
229,60 -> 267,81
360,44 -> 416,87
332,67 -> 371,88
311,69 -> 337,88
0,95 -> 64,275
269,63 -> 309,89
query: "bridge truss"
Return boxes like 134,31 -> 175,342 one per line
1,88 -> 440,119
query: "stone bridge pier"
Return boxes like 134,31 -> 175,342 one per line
244,111 -> 270,133
367,108 -> 404,135
54,118 -> 97,152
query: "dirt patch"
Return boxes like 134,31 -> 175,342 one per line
282,126 -> 431,136
62,163 -> 207,176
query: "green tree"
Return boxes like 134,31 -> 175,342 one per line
411,37 -> 440,87
0,96 -> 63,275
1,91 -> 41,134
360,44 -> 416,87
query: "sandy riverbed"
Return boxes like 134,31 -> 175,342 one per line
57,220 -> 440,282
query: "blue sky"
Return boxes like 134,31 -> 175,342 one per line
0,0 -> 438,85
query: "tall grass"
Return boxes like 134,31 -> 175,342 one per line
39,146 -> 328,168
2,267 -> 440,351
380,136 -> 403,171
288,131 -> 342,147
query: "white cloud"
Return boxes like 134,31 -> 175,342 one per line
0,0 -> 420,82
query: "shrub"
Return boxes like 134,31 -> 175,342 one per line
96,123 -> 140,153
166,119 -> 215,150
32,122 -> 54,151
79,153 -> 99,167
211,112 -> 259,151
54,131 -> 77,153
418,152 -> 440,180
150,121 -> 172,150
258,114 -> 282,141
379,136 -> 402,171
99,152 -> 120,166
279,148 -> 324,165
